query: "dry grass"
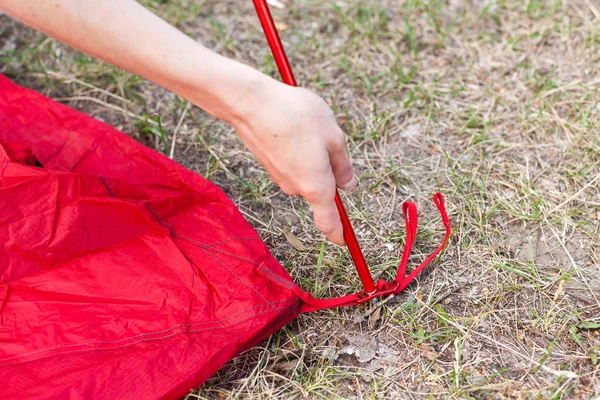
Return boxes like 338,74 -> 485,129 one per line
2,0 -> 600,398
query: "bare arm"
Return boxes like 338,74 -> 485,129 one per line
0,0 -> 267,122
0,0 -> 356,245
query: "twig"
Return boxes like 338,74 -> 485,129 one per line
169,101 -> 191,160
29,71 -> 133,105
53,96 -> 157,125
584,0 -> 600,20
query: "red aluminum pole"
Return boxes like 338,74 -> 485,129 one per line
252,0 -> 376,294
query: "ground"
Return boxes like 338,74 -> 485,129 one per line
1,0 -> 599,398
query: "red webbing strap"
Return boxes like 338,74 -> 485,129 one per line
278,192 -> 450,313
396,202 -> 418,282
397,193 -> 449,290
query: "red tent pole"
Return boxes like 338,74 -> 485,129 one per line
252,0 -> 376,294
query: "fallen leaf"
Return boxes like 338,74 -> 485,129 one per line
418,344 -> 438,360
419,343 -> 434,351
284,231 -> 307,251
340,333 -> 378,363
368,307 -> 381,329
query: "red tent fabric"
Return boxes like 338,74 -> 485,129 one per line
0,74 -> 302,399
0,74 -> 449,399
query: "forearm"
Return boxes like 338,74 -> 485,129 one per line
0,0 -> 268,123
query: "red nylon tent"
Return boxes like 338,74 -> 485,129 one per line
0,73 -> 305,398
0,73 -> 449,399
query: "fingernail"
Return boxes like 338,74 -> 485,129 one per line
340,177 -> 357,191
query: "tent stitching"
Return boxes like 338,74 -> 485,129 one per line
0,300 -> 299,366
0,304 -> 299,367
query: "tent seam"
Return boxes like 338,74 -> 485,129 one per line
0,304 -> 299,368
0,299 -> 298,365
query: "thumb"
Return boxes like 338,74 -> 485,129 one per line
303,176 -> 345,246
310,197 -> 345,246
328,131 -> 356,191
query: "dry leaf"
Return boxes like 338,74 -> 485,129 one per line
419,344 -> 438,361
284,231 -> 307,251
340,334 -> 378,363
368,306 -> 381,328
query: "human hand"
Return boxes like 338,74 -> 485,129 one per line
232,79 -> 356,245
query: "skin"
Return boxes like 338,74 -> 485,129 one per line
0,0 -> 356,245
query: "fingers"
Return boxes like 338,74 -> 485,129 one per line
328,128 -> 356,191
308,192 -> 345,246
300,169 -> 346,246
298,128 -> 352,245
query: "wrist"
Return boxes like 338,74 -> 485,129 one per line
175,46 -> 275,127
219,63 -> 276,127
